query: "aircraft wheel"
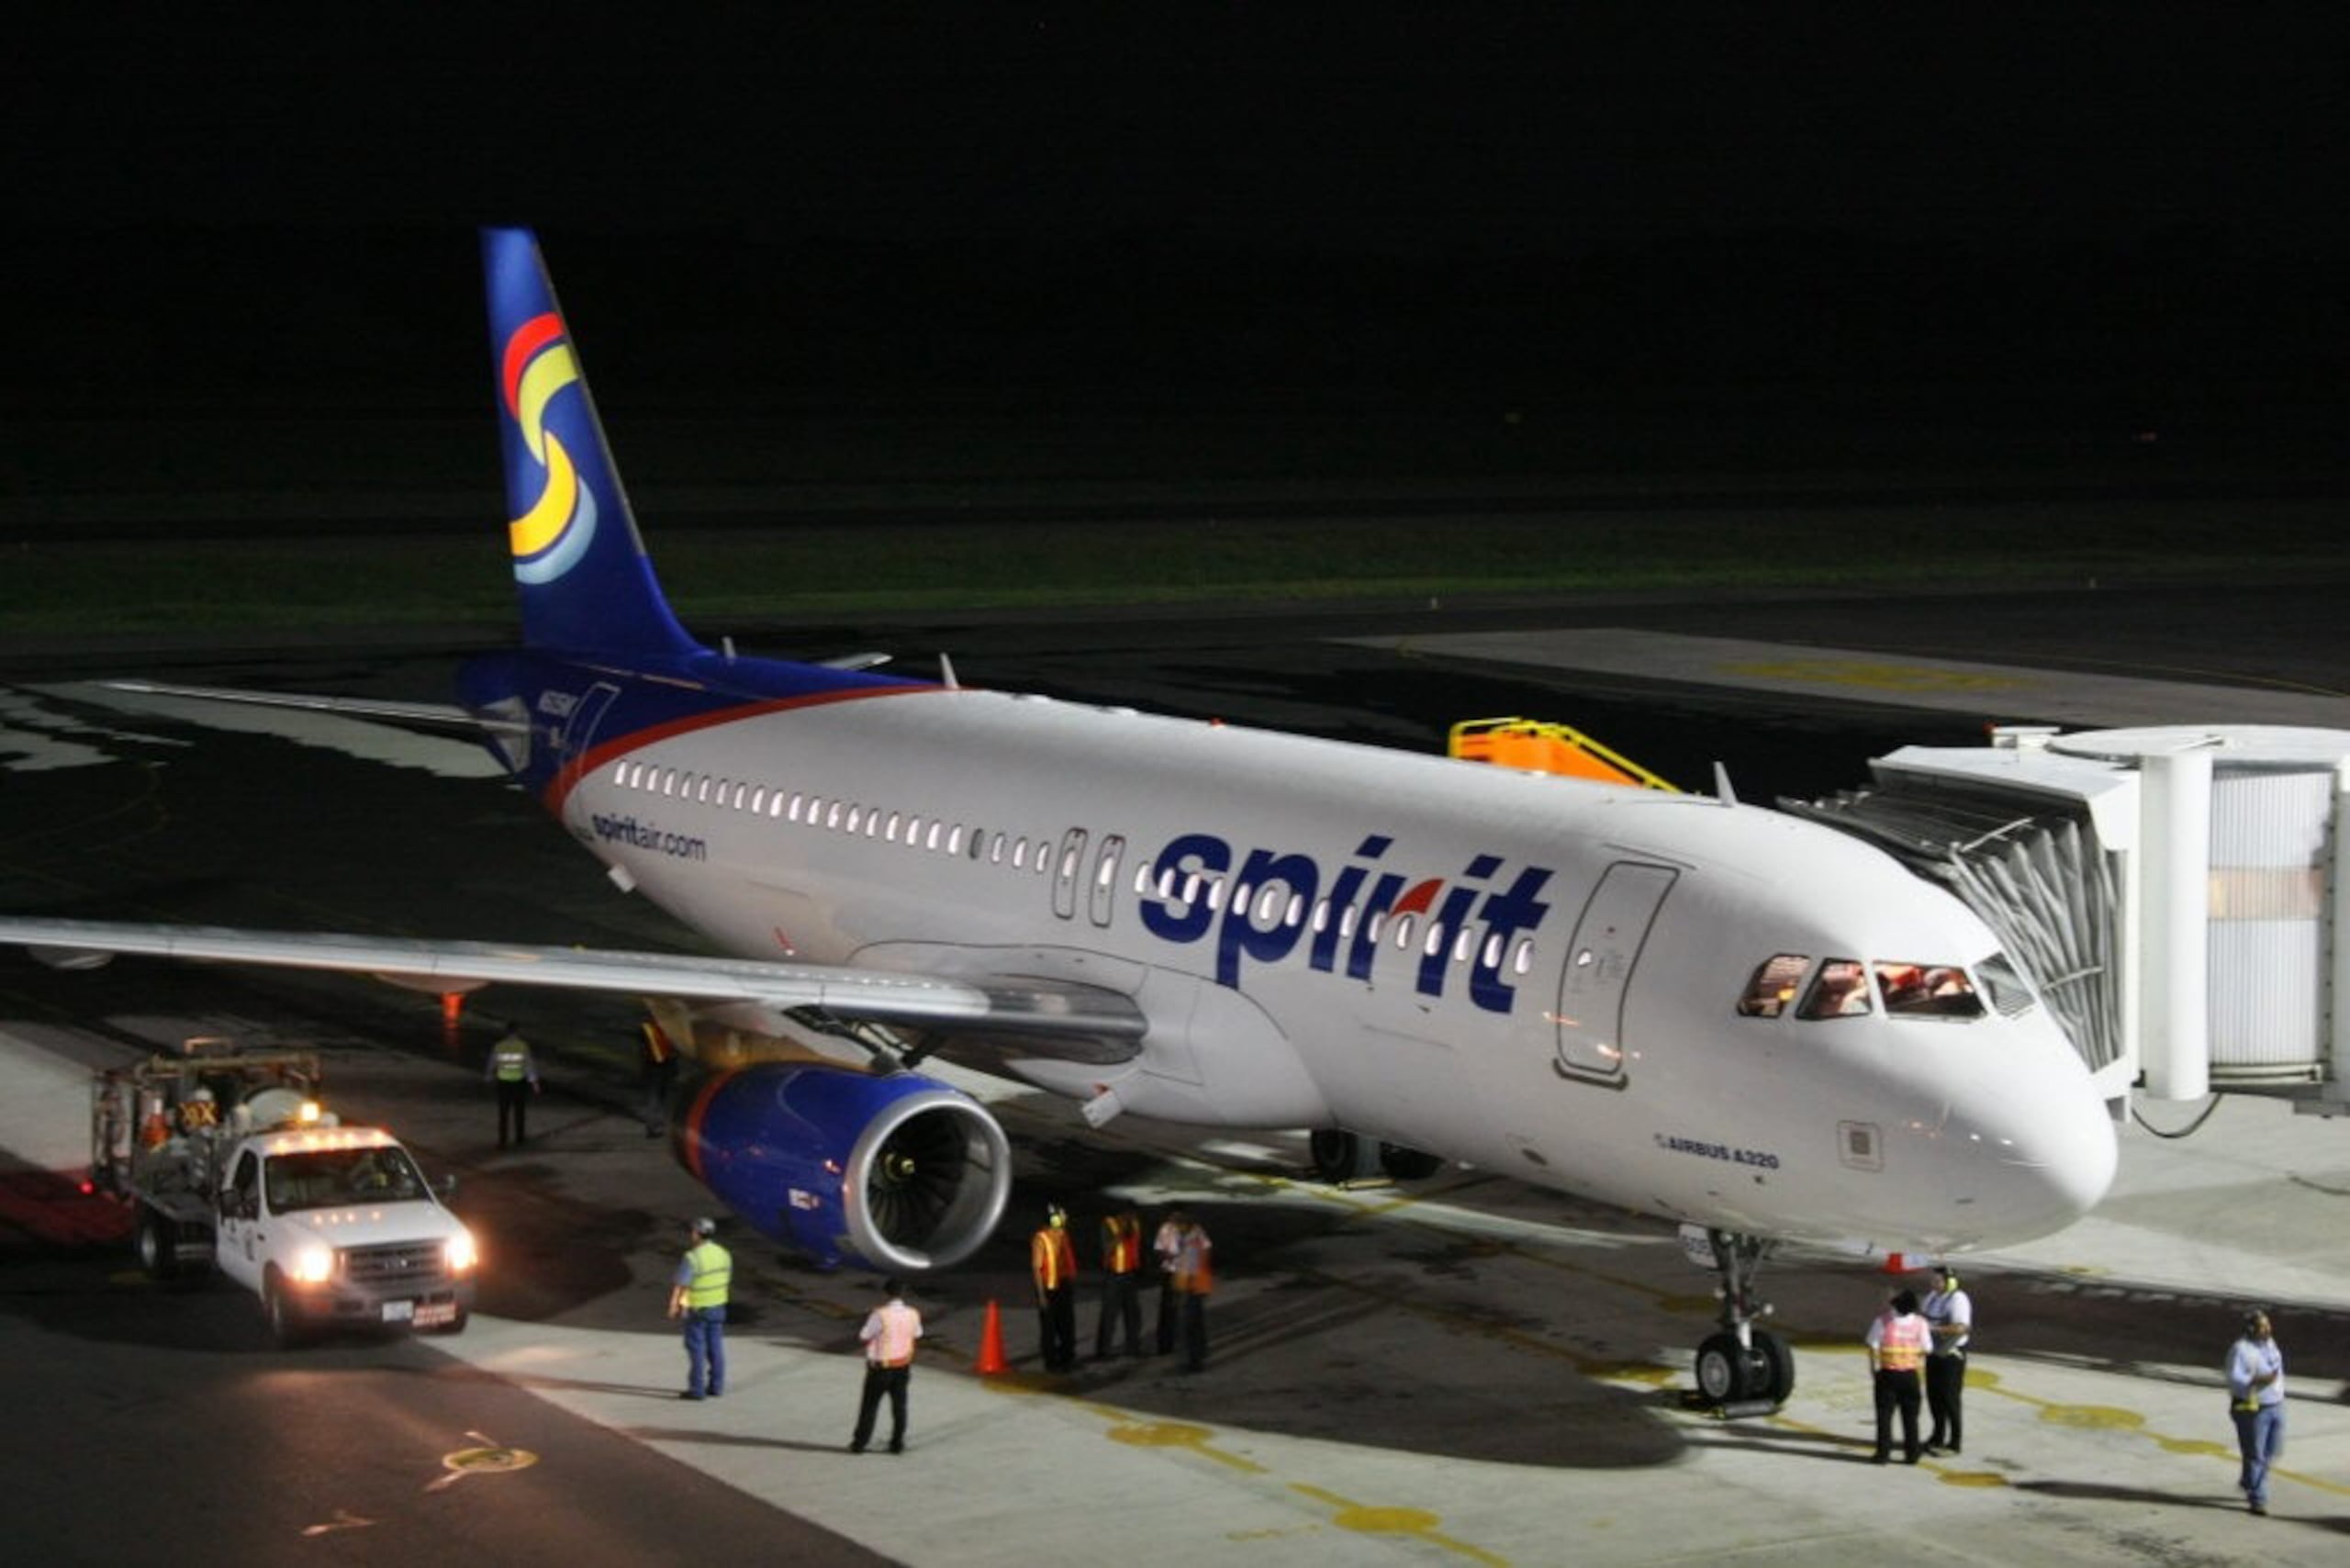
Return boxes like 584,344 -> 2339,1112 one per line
1309,1130 -> 1378,1182
1694,1332 -> 1750,1404
1755,1329 -> 1796,1404
1377,1143 -> 1444,1182
135,1205 -> 178,1281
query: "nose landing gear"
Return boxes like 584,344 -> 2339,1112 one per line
1686,1227 -> 1796,1411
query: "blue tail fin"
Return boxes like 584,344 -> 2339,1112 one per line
481,227 -> 701,660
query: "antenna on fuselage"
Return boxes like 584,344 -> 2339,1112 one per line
940,653 -> 961,690
1713,761 -> 1739,805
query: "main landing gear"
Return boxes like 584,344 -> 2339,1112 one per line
1687,1227 -> 1796,1411
1308,1130 -> 1444,1184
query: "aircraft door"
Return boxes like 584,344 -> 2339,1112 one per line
1554,861 -> 1678,1081
1052,828 -> 1088,920
1089,834 -> 1125,927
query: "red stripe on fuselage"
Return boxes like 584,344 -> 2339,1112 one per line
542,681 -> 945,813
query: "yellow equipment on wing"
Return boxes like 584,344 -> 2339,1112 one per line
1448,717 -> 1678,792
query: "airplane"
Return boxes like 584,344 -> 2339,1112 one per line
0,227 -> 2118,1406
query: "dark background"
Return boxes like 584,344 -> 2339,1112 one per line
7,7 -> 2348,497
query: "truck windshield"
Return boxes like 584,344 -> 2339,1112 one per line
264,1147 -> 429,1212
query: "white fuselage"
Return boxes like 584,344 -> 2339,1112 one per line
564,681 -> 2117,1256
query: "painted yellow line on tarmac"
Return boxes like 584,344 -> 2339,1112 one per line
1721,657 -> 2031,693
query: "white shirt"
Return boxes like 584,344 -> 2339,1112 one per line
1924,1283 -> 1973,1354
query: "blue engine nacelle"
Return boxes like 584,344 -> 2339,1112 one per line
675,1062 -> 1012,1272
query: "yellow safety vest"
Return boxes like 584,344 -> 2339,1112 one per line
492,1038 -> 532,1082
683,1241 -> 732,1308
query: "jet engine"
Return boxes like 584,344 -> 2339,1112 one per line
675,1063 -> 1012,1272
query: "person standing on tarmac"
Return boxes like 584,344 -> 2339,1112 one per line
849,1277 -> 923,1455
668,1217 -> 732,1400
2226,1308 -> 2287,1516
1922,1264 -> 1974,1456
1172,1212 -> 1214,1372
1094,1202 -> 1145,1361
638,1016 -> 680,1137
485,1029 -> 541,1148
1030,1204 -> 1080,1372
1153,1208 -> 1186,1355
1865,1288 -> 1931,1463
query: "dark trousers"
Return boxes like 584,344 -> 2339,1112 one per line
1036,1285 -> 1076,1371
1156,1278 -> 1181,1354
851,1362 -> 910,1451
494,1080 -> 529,1146
1925,1352 -> 1965,1449
1873,1368 -> 1921,1461
1181,1291 -> 1210,1371
1095,1271 -> 1142,1358
641,1056 -> 678,1133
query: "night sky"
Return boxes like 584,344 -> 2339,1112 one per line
7,8 -> 2348,490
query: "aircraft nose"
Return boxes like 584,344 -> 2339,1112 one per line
1978,1062 -> 2118,1240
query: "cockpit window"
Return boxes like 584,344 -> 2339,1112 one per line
1735,954 -> 1811,1018
1974,953 -> 2036,1018
1876,961 -> 1986,1019
1797,958 -> 1873,1019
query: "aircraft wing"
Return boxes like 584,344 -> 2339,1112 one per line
0,916 -> 1147,1043
103,680 -> 523,739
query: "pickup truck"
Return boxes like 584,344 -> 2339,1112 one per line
93,1039 -> 478,1345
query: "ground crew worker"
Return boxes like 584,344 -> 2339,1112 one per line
1865,1288 -> 1931,1463
1094,1202 -> 1145,1360
1922,1264 -> 1974,1456
176,1087 -> 219,1135
849,1276 -> 924,1454
1153,1208 -> 1186,1354
484,1029 -> 541,1148
1172,1212 -> 1214,1372
668,1216 -> 731,1400
638,1016 -> 680,1137
1030,1204 -> 1080,1372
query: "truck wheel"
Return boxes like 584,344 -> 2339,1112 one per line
135,1206 -> 178,1282
262,1272 -> 308,1349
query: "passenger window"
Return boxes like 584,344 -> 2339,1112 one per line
1798,959 -> 1872,1020
1736,954 -> 1811,1018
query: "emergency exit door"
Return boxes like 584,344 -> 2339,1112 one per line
1554,861 -> 1677,1081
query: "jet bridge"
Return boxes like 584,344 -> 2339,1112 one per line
1785,724 -> 2350,1115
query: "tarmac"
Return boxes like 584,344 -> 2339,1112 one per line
5,622 -> 2350,1565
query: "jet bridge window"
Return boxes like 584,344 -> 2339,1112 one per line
1875,961 -> 1986,1020
1735,954 -> 1811,1018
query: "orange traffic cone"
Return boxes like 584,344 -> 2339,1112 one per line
973,1298 -> 1010,1375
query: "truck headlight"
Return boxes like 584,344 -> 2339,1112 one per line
445,1227 -> 479,1275
289,1245 -> 336,1285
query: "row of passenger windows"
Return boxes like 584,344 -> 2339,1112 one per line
1734,954 -> 2029,1023
611,757 -> 1539,980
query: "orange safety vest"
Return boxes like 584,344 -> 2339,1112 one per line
1173,1225 -> 1214,1295
1032,1225 -> 1078,1291
1874,1311 -> 1930,1372
1102,1213 -> 1141,1274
